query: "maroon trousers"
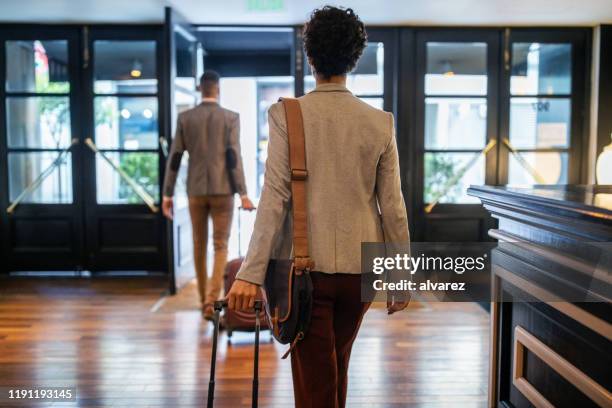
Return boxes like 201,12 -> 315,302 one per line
291,272 -> 370,408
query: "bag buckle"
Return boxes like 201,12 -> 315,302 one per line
291,169 -> 308,181
294,257 -> 313,273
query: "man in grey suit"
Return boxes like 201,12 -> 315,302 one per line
162,71 -> 255,320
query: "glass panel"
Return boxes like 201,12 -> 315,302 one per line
304,75 -> 315,94
360,97 -> 383,110
346,42 -> 384,95
304,42 -> 384,95
6,96 -> 71,148
425,42 -> 487,96
5,40 -> 70,93
424,153 -> 484,204
175,88 -> 197,115
175,76 -> 199,118
93,40 -> 157,94
94,97 -> 158,150
96,152 -> 159,204
425,97 -> 487,150
254,78 -> 295,196
8,152 -> 72,203
508,152 -> 568,185
509,97 -> 570,149
511,43 -> 571,95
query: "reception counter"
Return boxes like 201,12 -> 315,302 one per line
468,185 -> 612,408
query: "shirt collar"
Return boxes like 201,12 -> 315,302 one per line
201,97 -> 219,104
310,83 -> 352,94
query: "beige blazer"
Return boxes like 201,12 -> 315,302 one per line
163,101 -> 247,197
236,83 -> 409,285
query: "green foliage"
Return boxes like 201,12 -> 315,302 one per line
94,97 -> 121,130
37,82 -> 70,148
424,154 -> 461,203
120,153 -> 159,204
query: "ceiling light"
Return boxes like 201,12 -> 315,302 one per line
143,108 -> 153,119
441,60 -> 454,77
130,60 -> 143,78
120,108 -> 131,119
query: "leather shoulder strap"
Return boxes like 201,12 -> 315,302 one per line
280,98 -> 313,271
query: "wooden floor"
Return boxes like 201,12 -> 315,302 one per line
0,278 -> 489,407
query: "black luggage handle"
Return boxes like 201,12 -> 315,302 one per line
207,300 -> 263,408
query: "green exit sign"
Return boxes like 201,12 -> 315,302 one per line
247,0 -> 284,12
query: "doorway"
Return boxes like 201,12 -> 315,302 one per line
0,25 -> 167,273
187,26 -> 398,266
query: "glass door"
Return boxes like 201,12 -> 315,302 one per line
415,30 -> 499,241
499,29 -> 587,185
83,26 -> 166,271
413,28 -> 587,242
0,27 -> 84,271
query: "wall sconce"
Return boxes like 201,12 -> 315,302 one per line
596,133 -> 612,184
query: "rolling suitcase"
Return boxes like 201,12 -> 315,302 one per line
222,210 -> 269,337
207,300 -> 262,408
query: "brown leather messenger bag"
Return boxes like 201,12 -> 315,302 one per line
263,97 -> 314,359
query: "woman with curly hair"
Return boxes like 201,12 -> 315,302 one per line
227,6 -> 410,407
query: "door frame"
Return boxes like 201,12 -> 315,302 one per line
82,24 -> 167,272
0,25 -> 85,272
163,7 -> 202,294
497,27 -> 591,186
0,24 -> 169,274
412,28 -> 501,241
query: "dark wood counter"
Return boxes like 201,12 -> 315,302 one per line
468,185 -> 612,408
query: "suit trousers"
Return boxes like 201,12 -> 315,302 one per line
188,195 -> 234,306
291,272 -> 370,408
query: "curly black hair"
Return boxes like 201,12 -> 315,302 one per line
303,6 -> 367,79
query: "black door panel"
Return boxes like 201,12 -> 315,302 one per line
0,25 -> 167,274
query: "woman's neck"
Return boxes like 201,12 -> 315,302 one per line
315,75 -> 347,86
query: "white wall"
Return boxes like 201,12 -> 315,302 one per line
220,78 -> 258,259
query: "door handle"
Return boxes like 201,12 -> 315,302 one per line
159,136 -> 169,158
502,138 -> 546,184
7,138 -> 79,214
85,138 -> 159,213
424,139 -> 496,214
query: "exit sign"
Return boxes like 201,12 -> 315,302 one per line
247,0 -> 284,12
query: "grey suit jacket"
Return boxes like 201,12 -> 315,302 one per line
163,101 -> 247,197
236,83 -> 410,285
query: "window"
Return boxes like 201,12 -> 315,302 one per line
92,40 -> 160,204
507,43 -> 571,185
256,78 -> 295,195
5,40 -> 73,204
423,42 -> 488,204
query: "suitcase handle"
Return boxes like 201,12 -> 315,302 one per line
213,299 -> 263,312
207,300 -> 262,408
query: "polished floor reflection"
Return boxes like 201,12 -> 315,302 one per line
0,278 -> 488,407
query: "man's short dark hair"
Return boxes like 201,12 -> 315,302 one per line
199,70 -> 220,96
303,6 -> 367,79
